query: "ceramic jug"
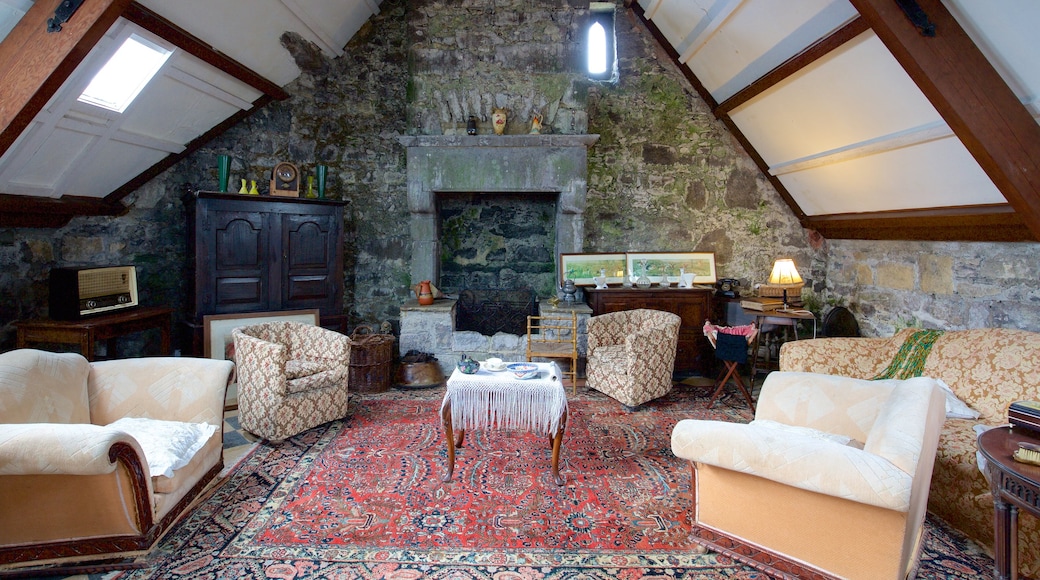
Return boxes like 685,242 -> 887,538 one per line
416,280 -> 434,305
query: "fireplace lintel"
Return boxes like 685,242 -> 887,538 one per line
398,134 -> 599,285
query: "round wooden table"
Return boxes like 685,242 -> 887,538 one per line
977,426 -> 1040,580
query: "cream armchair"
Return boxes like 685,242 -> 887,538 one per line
0,348 -> 233,569
586,309 -> 681,408
671,371 -> 946,580
232,321 -> 352,441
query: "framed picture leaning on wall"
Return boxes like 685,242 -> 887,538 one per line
626,252 -> 717,284
559,253 -> 627,286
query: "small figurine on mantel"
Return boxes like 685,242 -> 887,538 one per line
530,113 -> 543,135
492,107 -> 508,135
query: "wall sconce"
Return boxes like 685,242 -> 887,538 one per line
764,258 -> 803,310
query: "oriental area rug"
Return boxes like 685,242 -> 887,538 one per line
109,387 -> 993,579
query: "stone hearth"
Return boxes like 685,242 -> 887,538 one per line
396,134 -> 598,373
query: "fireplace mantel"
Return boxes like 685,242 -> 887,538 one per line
396,134 -> 600,149
398,133 -> 599,284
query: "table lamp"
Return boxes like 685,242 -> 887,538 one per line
767,258 -> 803,310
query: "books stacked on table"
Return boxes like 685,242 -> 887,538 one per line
740,296 -> 785,311
1009,400 -> 1040,438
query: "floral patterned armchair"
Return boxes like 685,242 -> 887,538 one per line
232,321 -> 353,441
585,309 -> 681,408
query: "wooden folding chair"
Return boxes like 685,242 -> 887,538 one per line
704,323 -> 757,411
526,310 -> 579,394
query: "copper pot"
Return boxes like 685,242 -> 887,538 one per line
395,351 -> 445,389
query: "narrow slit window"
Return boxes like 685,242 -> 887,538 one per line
78,33 -> 172,114
587,3 -> 616,81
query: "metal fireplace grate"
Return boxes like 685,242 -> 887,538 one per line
455,288 -> 537,336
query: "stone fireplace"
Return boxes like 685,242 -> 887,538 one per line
396,134 -> 598,372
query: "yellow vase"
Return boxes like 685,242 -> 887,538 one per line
248,180 -> 259,195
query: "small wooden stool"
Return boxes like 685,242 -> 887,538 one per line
704,324 -> 757,411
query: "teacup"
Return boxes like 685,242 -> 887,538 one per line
484,357 -> 505,371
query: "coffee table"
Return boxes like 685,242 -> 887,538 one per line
440,362 -> 568,485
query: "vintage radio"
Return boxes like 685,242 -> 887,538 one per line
49,266 -> 139,320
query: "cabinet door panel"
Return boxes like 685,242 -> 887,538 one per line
206,211 -> 268,313
282,214 -> 339,310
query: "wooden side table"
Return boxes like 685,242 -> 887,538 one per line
978,426 -> 1040,580
744,307 -> 816,387
14,307 -> 174,361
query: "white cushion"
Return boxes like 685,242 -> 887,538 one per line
108,417 -> 217,478
932,377 -> 980,419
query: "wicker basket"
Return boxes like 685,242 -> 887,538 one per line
348,325 -> 395,393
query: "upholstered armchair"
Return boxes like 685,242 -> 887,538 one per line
586,308 -> 681,408
232,321 -> 353,441
0,348 -> 233,568
671,371 -> 946,580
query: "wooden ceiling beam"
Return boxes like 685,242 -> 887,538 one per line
122,3 -> 289,100
804,204 -> 1033,242
849,0 -> 1040,241
0,0 -> 133,159
0,193 -> 126,228
717,17 -> 870,115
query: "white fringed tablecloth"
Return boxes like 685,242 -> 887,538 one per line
440,362 -> 567,436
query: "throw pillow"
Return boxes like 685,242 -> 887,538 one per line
108,417 -> 217,478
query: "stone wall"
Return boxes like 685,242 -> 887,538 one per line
2,0 -> 1039,353
826,239 -> 1040,336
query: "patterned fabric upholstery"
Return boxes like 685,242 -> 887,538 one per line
232,321 -> 353,441
586,309 -> 681,408
780,328 -> 1040,578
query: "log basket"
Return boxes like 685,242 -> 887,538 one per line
349,325 -> 395,393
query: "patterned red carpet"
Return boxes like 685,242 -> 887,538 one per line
107,386 -> 994,579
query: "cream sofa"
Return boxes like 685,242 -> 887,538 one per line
0,349 -> 233,569
672,371 -> 946,579
780,327 -> 1040,578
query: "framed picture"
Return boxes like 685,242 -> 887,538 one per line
626,252 -> 717,284
202,309 -> 320,359
559,253 -> 627,286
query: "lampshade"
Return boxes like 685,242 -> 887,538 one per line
768,259 -> 802,286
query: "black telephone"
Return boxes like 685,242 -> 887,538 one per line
715,278 -> 741,298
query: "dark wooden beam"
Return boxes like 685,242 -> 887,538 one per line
849,0 -> 1040,241
0,0 -> 133,159
717,17 -> 870,115
804,204 -> 1033,242
0,193 -> 126,228
122,2 -> 288,100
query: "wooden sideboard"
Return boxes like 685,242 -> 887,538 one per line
584,287 -> 714,374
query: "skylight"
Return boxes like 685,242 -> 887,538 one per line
78,33 -> 172,113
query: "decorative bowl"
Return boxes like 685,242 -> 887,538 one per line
506,362 -> 539,380
456,356 -> 480,374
